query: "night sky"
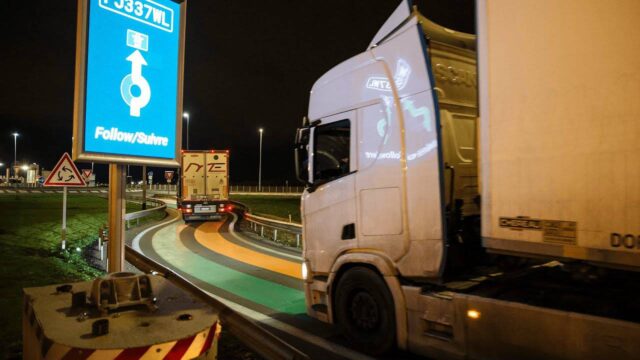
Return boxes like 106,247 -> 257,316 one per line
0,0 -> 474,185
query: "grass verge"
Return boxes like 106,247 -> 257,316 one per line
230,195 -> 301,223
0,193 -> 162,358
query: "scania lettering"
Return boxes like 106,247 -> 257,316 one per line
178,150 -> 230,222
294,1 -> 640,358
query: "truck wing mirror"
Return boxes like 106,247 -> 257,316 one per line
294,127 -> 311,186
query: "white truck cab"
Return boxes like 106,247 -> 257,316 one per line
295,0 -> 640,358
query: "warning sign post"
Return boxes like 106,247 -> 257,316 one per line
43,153 -> 86,249
43,153 -> 86,250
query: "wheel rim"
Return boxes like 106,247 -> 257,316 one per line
349,290 -> 379,331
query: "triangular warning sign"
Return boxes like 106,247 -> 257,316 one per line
44,153 -> 86,187
82,169 -> 92,179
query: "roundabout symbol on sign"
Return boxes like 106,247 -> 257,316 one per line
120,30 -> 151,117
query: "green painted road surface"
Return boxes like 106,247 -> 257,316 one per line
152,220 -> 305,314
138,212 -> 306,316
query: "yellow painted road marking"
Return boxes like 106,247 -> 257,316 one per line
193,222 -> 302,279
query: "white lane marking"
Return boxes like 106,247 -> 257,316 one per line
132,209 -> 181,252
227,213 -> 302,262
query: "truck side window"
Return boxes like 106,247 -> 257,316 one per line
313,119 -> 350,183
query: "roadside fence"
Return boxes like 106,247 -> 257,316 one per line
242,212 -> 303,249
89,196 -> 167,270
128,184 -> 304,194
230,185 -> 304,194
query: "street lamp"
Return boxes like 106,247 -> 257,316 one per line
258,128 -> 263,192
12,132 -> 19,178
183,112 -> 190,150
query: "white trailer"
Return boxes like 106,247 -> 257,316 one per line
179,150 -> 231,222
294,0 -> 640,358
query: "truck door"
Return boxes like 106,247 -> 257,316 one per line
205,152 -> 228,200
182,152 -> 206,200
302,111 -> 357,273
358,4 -> 450,278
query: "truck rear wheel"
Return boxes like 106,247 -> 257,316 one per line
334,266 -> 396,355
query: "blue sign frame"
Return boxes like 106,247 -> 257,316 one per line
73,0 -> 186,166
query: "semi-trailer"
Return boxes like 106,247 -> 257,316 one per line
294,0 -> 640,358
178,150 -> 231,222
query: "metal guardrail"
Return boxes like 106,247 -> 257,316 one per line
124,197 -> 167,221
124,245 -> 310,360
230,185 -> 304,194
243,212 -> 303,248
97,197 -> 168,261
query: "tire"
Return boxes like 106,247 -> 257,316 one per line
334,266 -> 396,355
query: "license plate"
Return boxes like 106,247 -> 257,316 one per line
199,207 -> 210,211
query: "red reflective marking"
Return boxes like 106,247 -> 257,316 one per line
163,336 -> 195,360
114,346 -> 149,360
199,323 -> 218,356
61,349 -> 95,360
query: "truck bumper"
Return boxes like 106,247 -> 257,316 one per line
182,213 -> 224,222
304,279 -> 331,323
179,201 -> 231,222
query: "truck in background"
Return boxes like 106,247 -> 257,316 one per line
294,0 -> 640,358
178,150 -> 231,222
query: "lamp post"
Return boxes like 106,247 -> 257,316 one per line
12,132 -> 18,178
183,112 -> 190,150
258,128 -> 263,192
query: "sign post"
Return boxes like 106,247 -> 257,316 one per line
43,153 -> 87,250
108,164 -> 126,272
165,170 -> 174,194
141,165 -> 147,210
81,169 -> 92,187
73,0 -> 186,272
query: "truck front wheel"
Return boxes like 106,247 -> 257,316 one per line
334,266 -> 396,355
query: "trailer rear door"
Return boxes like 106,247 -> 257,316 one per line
205,152 -> 229,200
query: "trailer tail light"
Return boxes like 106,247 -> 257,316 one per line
183,208 -> 193,214
226,205 -> 234,212
467,310 -> 481,320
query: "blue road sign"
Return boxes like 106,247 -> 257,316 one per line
80,0 -> 184,162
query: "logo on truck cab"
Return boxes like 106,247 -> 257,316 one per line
434,63 -> 476,87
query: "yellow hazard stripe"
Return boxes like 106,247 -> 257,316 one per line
139,341 -> 177,359
45,343 -> 72,360
180,327 -> 210,359
86,349 -> 123,359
